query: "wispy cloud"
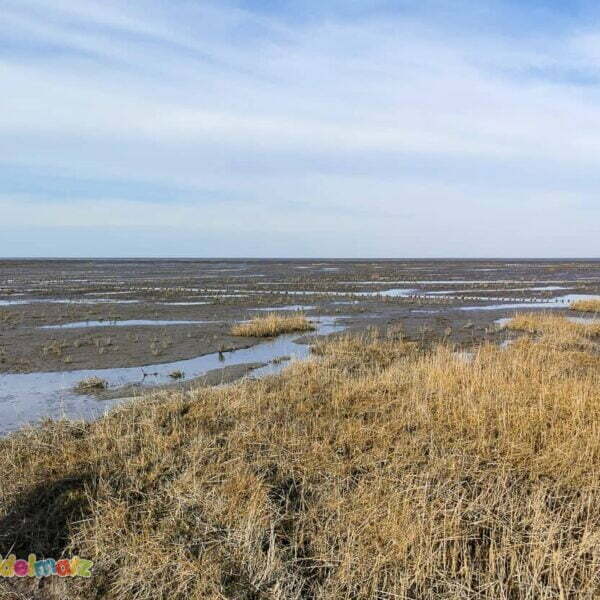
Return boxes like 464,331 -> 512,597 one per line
2,0 -> 600,256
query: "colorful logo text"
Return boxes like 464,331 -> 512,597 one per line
0,554 -> 92,578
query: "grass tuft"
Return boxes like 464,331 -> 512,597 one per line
73,376 -> 108,393
507,312 -> 600,340
231,312 -> 315,337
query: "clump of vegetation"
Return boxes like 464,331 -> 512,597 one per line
231,313 -> 315,337
2,317 -> 600,598
571,298 -> 600,313
169,370 -> 184,379
270,355 -> 290,365
507,312 -> 600,340
73,376 -> 108,393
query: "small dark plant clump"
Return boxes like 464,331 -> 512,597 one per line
74,376 -> 108,393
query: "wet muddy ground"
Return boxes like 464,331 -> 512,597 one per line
1,259 -> 600,434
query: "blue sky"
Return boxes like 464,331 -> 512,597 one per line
2,0 -> 600,257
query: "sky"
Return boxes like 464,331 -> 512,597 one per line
1,0 -> 600,258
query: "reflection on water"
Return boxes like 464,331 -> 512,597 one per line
0,317 -> 346,436
250,305 -> 316,312
461,302 -> 561,311
159,301 -> 212,306
40,319 -> 218,330
266,289 -> 415,297
0,298 -> 140,305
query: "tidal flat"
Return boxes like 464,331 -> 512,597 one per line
1,258 -> 600,434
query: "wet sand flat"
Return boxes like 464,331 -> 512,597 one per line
1,258 -> 600,434
2,258 -> 600,375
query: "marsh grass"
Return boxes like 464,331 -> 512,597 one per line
73,376 -> 108,394
571,299 -> 600,313
2,317 -> 600,598
231,312 -> 315,337
507,312 -> 600,342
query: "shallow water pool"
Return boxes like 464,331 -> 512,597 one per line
0,317 -> 347,435
40,319 -> 219,330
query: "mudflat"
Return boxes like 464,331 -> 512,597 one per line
1,258 -> 599,375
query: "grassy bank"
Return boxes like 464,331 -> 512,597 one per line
1,316 -> 600,598
508,311 -> 600,337
231,313 -> 315,337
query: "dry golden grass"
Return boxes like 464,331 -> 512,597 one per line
571,299 -> 600,313
2,317 -> 600,598
507,312 -> 600,347
231,313 -> 315,337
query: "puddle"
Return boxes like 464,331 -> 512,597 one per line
427,290 -> 471,295
62,299 -> 142,304
209,294 -> 249,298
0,298 -> 140,305
460,302 -> 561,311
0,300 -> 32,306
273,288 -> 416,297
360,288 -> 416,297
40,320 -> 218,330
85,291 -> 136,295
159,301 -> 212,306
0,317 -> 346,436
250,305 -> 316,312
